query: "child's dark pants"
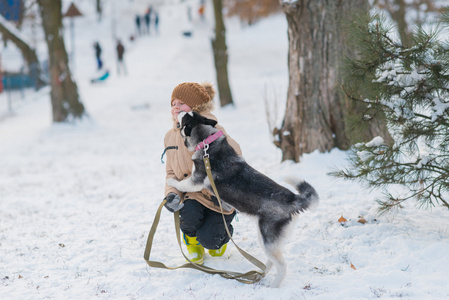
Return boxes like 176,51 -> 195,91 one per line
179,199 -> 236,250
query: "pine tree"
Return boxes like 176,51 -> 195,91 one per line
332,13 -> 449,213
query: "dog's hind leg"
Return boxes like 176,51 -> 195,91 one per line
265,244 -> 286,288
256,221 -> 274,276
258,217 -> 289,288
265,260 -> 273,274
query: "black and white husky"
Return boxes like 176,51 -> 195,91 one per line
167,111 -> 319,288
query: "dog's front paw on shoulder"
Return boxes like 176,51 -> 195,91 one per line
166,178 -> 179,187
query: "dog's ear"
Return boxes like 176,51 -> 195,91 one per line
183,124 -> 193,137
204,118 -> 217,128
191,111 -> 217,128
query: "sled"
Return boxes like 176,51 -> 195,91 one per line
182,31 -> 192,37
90,70 -> 110,83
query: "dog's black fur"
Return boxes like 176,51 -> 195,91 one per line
167,111 -> 319,287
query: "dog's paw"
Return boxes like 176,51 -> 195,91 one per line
166,178 -> 179,188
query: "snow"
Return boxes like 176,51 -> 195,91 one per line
416,155 -> 430,169
357,150 -> 373,162
432,96 -> 449,122
1,1 -> 449,299
365,136 -> 384,148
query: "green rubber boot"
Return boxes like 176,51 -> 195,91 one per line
208,243 -> 227,257
183,234 -> 205,265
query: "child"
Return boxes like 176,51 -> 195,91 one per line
162,82 -> 241,264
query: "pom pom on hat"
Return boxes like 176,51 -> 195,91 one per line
201,82 -> 215,100
171,82 -> 215,109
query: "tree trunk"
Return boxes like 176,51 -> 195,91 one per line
96,0 -> 102,22
37,0 -> 85,122
390,0 -> 413,47
276,0 -> 391,162
0,16 -> 46,90
211,0 -> 234,107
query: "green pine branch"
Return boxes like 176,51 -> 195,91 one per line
333,12 -> 449,213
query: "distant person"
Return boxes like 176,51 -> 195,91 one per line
187,6 -> 192,22
198,4 -> 205,20
94,42 -> 103,70
116,39 -> 127,76
0,67 -> 3,94
135,14 -> 142,36
154,11 -> 159,35
144,9 -> 151,35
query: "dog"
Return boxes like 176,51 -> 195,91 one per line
166,111 -> 319,288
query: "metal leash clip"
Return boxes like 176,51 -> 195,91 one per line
203,142 -> 209,158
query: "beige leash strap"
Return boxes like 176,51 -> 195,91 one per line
143,195 -> 266,283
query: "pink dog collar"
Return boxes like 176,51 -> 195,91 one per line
195,130 -> 224,151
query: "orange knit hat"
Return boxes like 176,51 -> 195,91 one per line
171,82 -> 214,109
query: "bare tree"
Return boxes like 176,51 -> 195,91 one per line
274,0 -> 392,162
0,15 -> 45,90
37,0 -> 85,122
211,0 -> 233,107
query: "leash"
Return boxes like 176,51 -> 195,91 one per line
143,141 -> 266,284
143,199 -> 265,283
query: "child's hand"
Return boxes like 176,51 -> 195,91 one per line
164,193 -> 184,212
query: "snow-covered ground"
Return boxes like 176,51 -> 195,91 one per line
1,1 -> 448,299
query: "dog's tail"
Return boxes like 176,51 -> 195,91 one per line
284,177 -> 319,213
